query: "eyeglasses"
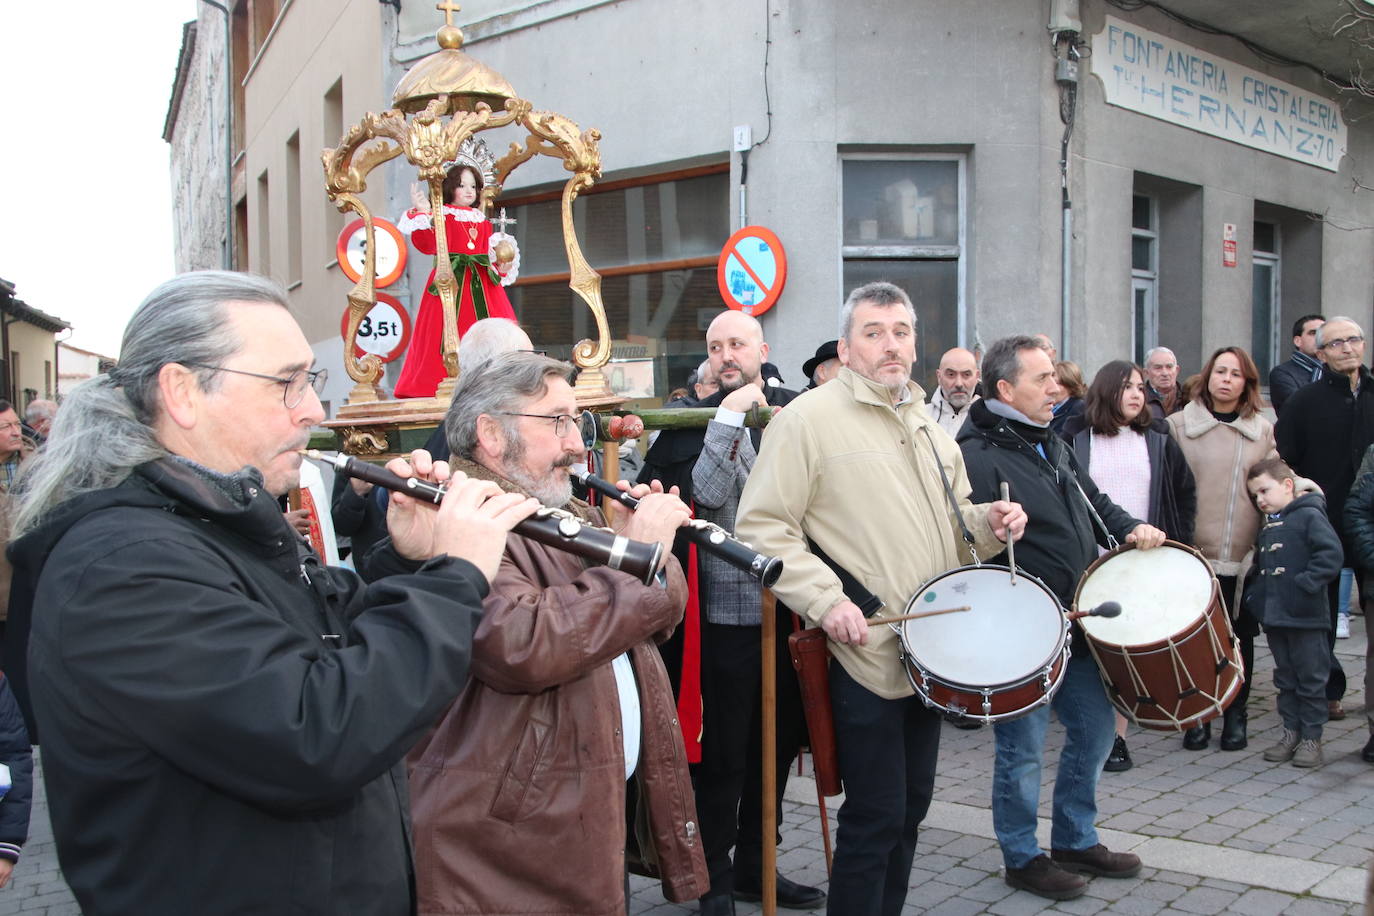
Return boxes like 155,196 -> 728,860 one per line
181,362 -> 328,408
1322,335 -> 1364,351
500,412 -> 579,438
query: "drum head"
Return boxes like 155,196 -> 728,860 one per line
1077,544 -> 1215,646
901,567 -> 1063,687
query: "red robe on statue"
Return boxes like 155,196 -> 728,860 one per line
393,205 -> 517,399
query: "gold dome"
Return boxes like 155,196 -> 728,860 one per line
392,33 -> 518,114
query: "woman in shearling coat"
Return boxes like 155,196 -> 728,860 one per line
1167,346 -> 1277,752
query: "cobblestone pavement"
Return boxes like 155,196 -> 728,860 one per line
2,619 -> 1370,915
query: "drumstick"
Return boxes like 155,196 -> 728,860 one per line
866,605 -> 972,626
1000,480 -> 1016,585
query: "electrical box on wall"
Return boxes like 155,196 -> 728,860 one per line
733,125 -> 753,152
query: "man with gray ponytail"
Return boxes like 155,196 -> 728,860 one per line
6,271 -> 539,916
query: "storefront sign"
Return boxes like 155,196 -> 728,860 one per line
1093,16 -> 1345,171
717,226 -> 787,316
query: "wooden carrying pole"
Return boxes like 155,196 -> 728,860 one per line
761,588 -> 777,916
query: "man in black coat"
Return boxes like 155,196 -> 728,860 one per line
1276,315 -> 1374,715
7,272 -> 536,916
638,310 -> 817,914
1268,313 -> 1325,413
957,335 -> 1165,902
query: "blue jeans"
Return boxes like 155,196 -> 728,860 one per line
992,651 -> 1116,869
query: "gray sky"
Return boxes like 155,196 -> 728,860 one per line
0,0 -> 200,357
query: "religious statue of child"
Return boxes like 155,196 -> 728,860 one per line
393,154 -> 521,399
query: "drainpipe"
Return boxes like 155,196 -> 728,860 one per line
1050,0 -> 1081,360
200,0 -> 234,269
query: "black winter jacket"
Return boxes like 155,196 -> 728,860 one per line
1267,351 -> 1323,414
0,675 -> 30,864
1342,444 -> 1374,571
11,458 -> 489,916
957,399 -> 1143,609
1246,489 -> 1342,629
1060,416 -> 1197,544
1276,365 -> 1374,545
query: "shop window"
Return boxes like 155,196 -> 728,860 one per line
502,166 -> 729,403
840,154 -> 964,390
1131,193 -> 1159,367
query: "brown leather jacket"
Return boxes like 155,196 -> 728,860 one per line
408,459 -> 708,915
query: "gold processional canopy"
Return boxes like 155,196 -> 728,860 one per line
321,0 -> 618,418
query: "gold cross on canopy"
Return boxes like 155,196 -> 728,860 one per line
436,0 -> 462,26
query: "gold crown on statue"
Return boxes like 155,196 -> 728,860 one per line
443,136 -> 498,189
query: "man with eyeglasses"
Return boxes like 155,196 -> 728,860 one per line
5,272 -> 539,916
407,351 -> 709,914
1276,316 -> 1374,726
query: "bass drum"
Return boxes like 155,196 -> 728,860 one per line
899,565 -> 1069,724
1074,540 -> 1243,731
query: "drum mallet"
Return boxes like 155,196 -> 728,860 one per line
999,480 -> 1016,585
1067,601 -> 1123,621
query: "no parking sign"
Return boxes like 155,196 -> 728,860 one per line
716,226 -> 787,316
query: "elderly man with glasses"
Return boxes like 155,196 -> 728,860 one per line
6,271 -> 538,916
406,351 -> 709,915
1276,316 -> 1374,725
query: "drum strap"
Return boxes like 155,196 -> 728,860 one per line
1068,474 -> 1121,551
920,428 -> 980,563
806,537 -> 885,618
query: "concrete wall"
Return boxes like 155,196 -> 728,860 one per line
168,15 -> 231,273
206,0 -> 1374,405
1075,0 -> 1374,379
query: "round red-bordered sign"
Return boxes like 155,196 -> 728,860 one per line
337,218 -> 408,288
716,226 -> 787,316
339,292 -> 412,363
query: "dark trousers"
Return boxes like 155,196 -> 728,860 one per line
693,617 -> 806,898
1268,627 -> 1331,739
1220,575 -> 1257,712
1325,576 -> 1349,700
827,663 -> 940,916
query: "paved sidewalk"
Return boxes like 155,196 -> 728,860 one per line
2,620 -> 1370,914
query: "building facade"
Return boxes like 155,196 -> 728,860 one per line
167,0 -> 1374,408
0,279 -> 72,407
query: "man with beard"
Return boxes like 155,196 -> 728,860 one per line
957,335 -> 1164,901
408,352 -> 709,914
640,310 -> 819,914
737,282 -> 1024,915
925,346 -> 980,438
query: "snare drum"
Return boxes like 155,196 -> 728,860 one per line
899,565 -> 1069,723
1074,541 -> 1243,731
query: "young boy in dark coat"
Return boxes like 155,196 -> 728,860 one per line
0,673 -> 32,885
1245,458 -> 1342,768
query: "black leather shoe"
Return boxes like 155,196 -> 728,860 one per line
1104,735 -> 1132,772
1219,708 -> 1248,751
1183,722 -> 1210,750
1362,735 -> 1374,763
733,873 -> 826,909
699,892 -> 736,915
